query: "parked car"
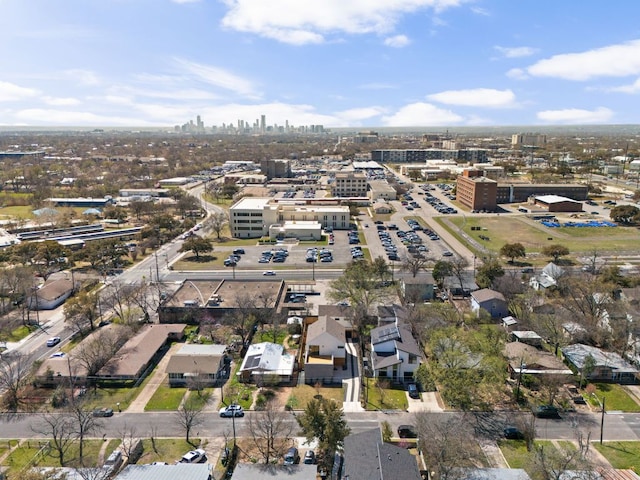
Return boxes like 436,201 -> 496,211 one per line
92,407 -> 114,417
46,337 -> 61,347
397,425 -> 418,438
180,448 -> 206,464
503,427 -> 524,440
219,404 -> 245,417
533,405 -> 560,418
233,248 -> 245,255
303,450 -> 316,464
407,383 -> 419,399
284,447 -> 299,465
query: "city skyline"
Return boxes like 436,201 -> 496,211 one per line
2,1 -> 640,128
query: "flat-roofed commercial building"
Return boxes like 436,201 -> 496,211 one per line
371,148 -> 488,163
368,180 -> 396,201
496,183 -> 588,203
230,197 -> 349,238
456,170 -> 498,211
331,172 -> 368,197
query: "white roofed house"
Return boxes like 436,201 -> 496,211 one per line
370,320 -> 422,383
239,342 -> 295,385
562,344 -> 640,384
530,262 -> 565,290
304,317 -> 346,384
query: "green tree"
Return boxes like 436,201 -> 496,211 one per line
34,241 -> 69,279
609,204 -> 640,224
475,257 -> 505,288
179,236 -> 213,260
432,260 -> 452,286
541,244 -> 570,263
371,255 -> 392,283
64,290 -> 100,333
296,397 -> 350,468
499,242 -> 526,264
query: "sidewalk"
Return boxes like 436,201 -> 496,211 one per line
126,342 -> 182,413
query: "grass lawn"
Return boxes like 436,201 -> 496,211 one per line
440,215 -> 640,259
593,442 -> 640,473
0,205 -> 34,218
0,324 -> 38,343
137,438 -> 203,464
172,254 -> 227,270
364,378 -> 408,411
185,389 -> 213,410
254,328 -> 287,345
79,368 -> 155,411
591,383 -> 640,412
286,384 -> 345,410
221,363 -> 255,410
145,382 -> 187,411
0,440 -> 18,458
2,439 -> 106,469
498,440 -> 555,469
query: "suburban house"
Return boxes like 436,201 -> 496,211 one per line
529,262 -> 565,290
27,278 -> 76,310
115,463 -> 212,480
400,272 -> 435,302
166,344 -> 228,387
370,320 -> 422,382
239,342 -> 295,384
317,304 -> 357,339
471,288 -> 508,318
377,304 -> 407,326
443,274 -> 478,297
342,428 -> 422,480
304,317 -> 346,383
562,344 -> 640,384
504,342 -> 573,379
232,464 -> 317,480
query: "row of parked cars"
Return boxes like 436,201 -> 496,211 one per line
378,229 -> 399,261
258,248 -> 289,263
306,247 -> 333,263
348,229 -> 360,245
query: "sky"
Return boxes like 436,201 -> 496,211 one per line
2,0 -> 640,128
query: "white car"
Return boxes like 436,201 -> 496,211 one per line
219,404 -> 244,417
50,352 -> 65,358
262,270 -> 276,276
180,449 -> 206,464
46,337 -> 61,347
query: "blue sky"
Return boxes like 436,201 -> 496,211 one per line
2,0 -> 640,128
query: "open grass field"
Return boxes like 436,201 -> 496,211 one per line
286,384 -> 345,410
440,215 -> 640,259
593,442 -> 640,473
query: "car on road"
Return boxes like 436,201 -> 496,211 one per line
407,383 -> 419,399
442,251 -> 453,257
503,427 -> 524,440
46,337 -> 61,347
50,352 -> 65,358
533,405 -> 560,418
92,407 -> 114,417
180,449 -> 206,464
397,425 -> 418,438
262,270 -> 276,276
219,404 -> 244,417
303,450 -> 316,464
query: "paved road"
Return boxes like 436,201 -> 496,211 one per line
2,410 -> 639,442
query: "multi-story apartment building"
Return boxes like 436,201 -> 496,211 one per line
229,197 -> 349,238
331,172 -> 368,197
371,148 -> 488,164
456,170 -> 498,211
260,158 -> 291,180
511,133 -> 547,147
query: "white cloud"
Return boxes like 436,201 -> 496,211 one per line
608,77 -> 640,94
527,39 -> 640,81
220,0 -> 467,45
0,81 -> 40,102
427,88 -> 516,108
494,46 -> 538,58
384,35 -> 410,48
335,106 -> 386,122
536,107 -> 613,124
506,68 -> 528,80
381,102 -> 463,126
42,96 -> 81,106
173,58 -> 257,97
471,7 -> 490,16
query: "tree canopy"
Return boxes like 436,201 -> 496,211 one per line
541,244 -> 570,262
499,242 -> 526,263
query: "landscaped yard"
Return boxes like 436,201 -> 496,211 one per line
588,383 -> 640,412
254,328 -> 287,345
79,368 -> 155,411
0,325 -> 38,343
145,381 -> 187,411
137,438 -> 204,465
221,363 -> 255,410
286,384 -> 345,410
364,378 -> 408,411
593,441 -> 640,473
499,440 -> 555,469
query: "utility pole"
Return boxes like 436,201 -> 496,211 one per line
600,396 -> 606,444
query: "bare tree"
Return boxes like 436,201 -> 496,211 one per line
75,327 -> 130,377
101,281 -> 137,323
68,402 -> 102,464
415,414 -> 484,480
527,431 -> 595,480
204,211 -> 229,240
0,352 -> 32,412
400,254 -> 432,278
247,399 -> 294,464
175,397 -> 204,445
33,412 -> 76,466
